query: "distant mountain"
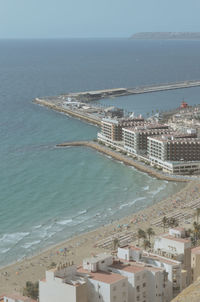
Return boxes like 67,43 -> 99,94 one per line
131,32 -> 200,40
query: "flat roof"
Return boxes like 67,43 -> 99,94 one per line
78,267 -> 126,284
143,254 -> 180,266
161,234 -> 191,244
120,245 -> 141,251
83,253 -> 112,264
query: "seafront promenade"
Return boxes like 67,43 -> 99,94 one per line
56,140 -> 195,182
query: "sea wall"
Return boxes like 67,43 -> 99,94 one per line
56,141 -> 190,182
34,98 -> 101,126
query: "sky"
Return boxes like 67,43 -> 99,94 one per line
0,0 -> 200,39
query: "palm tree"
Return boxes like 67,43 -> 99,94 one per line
113,238 -> 119,250
162,216 -> 168,232
146,227 -> 155,242
192,222 -> 200,245
168,217 -> 178,228
143,239 -> 151,250
137,229 -> 146,246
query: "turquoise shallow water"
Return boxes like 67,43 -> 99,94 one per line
1,39 -> 200,267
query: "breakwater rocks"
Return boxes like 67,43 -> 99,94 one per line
56,141 -> 190,182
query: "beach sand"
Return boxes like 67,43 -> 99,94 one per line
0,180 -> 200,295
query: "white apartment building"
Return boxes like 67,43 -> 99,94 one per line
123,124 -> 169,156
78,267 -> 128,302
142,253 -> 183,297
117,245 -> 142,262
79,253 -> 128,302
109,260 -> 169,302
39,263 -> 87,302
154,228 -> 191,286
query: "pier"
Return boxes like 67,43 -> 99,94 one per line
66,80 -> 200,101
34,80 -> 200,126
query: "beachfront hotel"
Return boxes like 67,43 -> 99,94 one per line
122,124 -> 170,155
147,133 -> 200,174
98,117 -> 145,146
97,114 -> 200,175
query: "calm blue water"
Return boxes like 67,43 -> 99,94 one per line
1,38 -> 200,267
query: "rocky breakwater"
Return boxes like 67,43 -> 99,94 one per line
34,98 -> 101,126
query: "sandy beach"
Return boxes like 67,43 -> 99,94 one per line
1,179 -> 200,295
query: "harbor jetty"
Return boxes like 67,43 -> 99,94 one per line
34,80 -> 200,125
56,141 -> 190,182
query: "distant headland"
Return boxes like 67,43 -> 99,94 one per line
130,32 -> 200,40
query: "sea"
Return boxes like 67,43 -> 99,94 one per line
1,38 -> 200,267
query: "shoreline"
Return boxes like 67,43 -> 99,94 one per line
1,179 -> 200,294
56,141 -> 193,182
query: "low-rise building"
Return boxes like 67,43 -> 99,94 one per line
154,228 -> 191,286
39,263 -> 87,302
78,267 -> 128,302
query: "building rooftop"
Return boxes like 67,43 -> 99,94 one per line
143,253 -> 180,266
149,134 -> 199,143
161,234 -> 191,244
78,267 -> 126,284
120,245 -> 141,251
83,253 -> 112,264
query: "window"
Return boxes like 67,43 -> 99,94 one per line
113,286 -> 116,291
143,282 -> 146,287
136,285 -> 140,292
136,296 -> 140,301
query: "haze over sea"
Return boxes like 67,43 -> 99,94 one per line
1,38 -> 200,267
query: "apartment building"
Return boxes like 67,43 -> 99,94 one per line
123,124 -> 169,155
98,117 -> 145,144
147,132 -> 200,174
191,246 -> 200,282
39,263 -> 87,302
110,259 -> 169,302
154,228 -> 191,286
78,267 -> 128,302
79,253 -> 128,302
142,253 -> 183,298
